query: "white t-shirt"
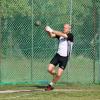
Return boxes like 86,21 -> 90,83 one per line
57,33 -> 74,57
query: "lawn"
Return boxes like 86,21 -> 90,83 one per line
0,84 -> 100,100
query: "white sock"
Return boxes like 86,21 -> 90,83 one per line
49,82 -> 54,86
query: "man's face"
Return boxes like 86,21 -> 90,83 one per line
63,24 -> 71,34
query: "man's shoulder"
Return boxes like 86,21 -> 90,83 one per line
68,33 -> 73,36
67,33 -> 74,42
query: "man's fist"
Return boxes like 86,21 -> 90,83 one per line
45,26 -> 53,33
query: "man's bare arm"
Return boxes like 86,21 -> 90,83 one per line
45,26 -> 68,38
48,32 -> 56,38
52,30 -> 68,38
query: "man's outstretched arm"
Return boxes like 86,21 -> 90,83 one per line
53,30 -> 68,38
45,26 -> 67,38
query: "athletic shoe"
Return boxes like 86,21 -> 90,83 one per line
45,85 -> 54,91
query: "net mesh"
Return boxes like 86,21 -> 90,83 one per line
0,0 -> 100,84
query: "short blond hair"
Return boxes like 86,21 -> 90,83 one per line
64,24 -> 71,28
64,24 -> 71,32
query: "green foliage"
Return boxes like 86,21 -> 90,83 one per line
1,0 -> 99,59
1,0 -> 32,18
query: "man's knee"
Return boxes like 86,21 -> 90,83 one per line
57,67 -> 64,77
48,64 -> 55,73
56,73 -> 62,78
48,69 -> 52,73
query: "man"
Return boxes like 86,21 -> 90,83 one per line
45,24 -> 74,91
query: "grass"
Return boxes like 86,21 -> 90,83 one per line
1,55 -> 97,84
0,84 -> 100,100
0,55 -> 100,100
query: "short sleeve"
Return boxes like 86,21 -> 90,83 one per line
67,33 -> 74,42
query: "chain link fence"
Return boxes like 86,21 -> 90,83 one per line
0,0 -> 100,85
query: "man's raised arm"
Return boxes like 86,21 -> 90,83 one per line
45,26 -> 67,38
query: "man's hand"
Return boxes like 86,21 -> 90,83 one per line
45,26 -> 68,38
45,26 -> 56,38
45,26 -> 53,33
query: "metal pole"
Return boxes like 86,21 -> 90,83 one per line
31,0 -> 34,83
0,14 -> 2,83
92,0 -> 96,84
69,0 -> 73,27
97,6 -> 100,82
67,0 -> 73,83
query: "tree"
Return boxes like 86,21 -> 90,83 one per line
0,0 -> 32,57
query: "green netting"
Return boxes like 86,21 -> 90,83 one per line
0,0 -> 100,85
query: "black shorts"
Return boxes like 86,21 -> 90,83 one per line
50,53 -> 69,70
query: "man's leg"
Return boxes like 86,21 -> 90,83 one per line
48,64 -> 56,75
45,67 -> 64,91
52,67 -> 64,83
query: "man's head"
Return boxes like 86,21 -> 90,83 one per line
63,24 -> 71,34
